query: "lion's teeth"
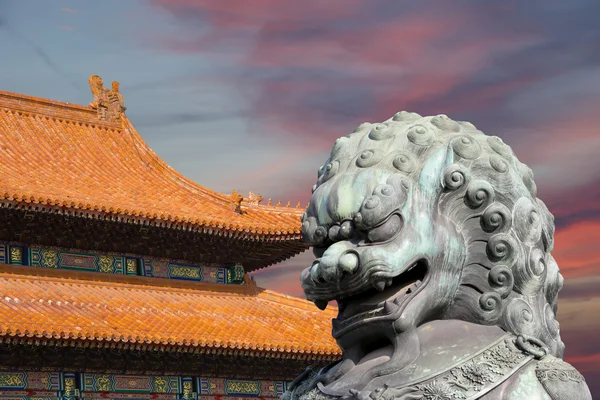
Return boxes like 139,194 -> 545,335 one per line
385,279 -> 393,287
383,301 -> 397,314
414,280 -> 422,288
373,280 -> 386,292
314,300 -> 328,310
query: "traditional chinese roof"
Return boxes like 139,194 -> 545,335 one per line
0,264 -> 339,360
0,80 -> 308,270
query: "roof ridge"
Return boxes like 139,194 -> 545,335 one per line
240,193 -> 307,216
246,203 -> 306,215
0,89 -> 120,127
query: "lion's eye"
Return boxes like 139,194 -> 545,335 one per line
366,214 -> 403,243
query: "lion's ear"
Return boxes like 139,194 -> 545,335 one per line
418,145 -> 454,197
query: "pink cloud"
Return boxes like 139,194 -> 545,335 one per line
554,220 -> 600,278
153,0 -> 364,29
151,1 -> 533,144
61,7 -> 77,13
566,353 -> 600,373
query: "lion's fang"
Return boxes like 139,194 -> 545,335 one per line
383,301 -> 397,314
314,300 -> 328,310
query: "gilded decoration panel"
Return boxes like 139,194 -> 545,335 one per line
141,259 -> 240,284
197,378 -> 288,398
0,371 -> 61,392
125,258 -> 138,275
168,264 -> 203,280
28,246 -> 124,274
0,372 -> 25,389
224,380 -> 260,397
8,246 -> 23,265
227,265 -> 245,284
81,373 -> 180,394
4,242 -> 245,285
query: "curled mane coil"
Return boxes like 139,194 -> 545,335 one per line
437,129 -> 563,358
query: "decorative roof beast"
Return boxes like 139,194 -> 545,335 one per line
284,112 -> 592,400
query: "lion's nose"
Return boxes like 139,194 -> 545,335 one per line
311,242 -> 359,284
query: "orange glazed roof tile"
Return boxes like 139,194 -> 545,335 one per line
0,265 -> 340,359
0,87 -> 305,240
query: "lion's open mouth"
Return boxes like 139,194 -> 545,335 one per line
333,260 -> 428,332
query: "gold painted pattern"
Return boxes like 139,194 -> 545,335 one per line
96,375 -> 111,392
40,249 -> 59,268
183,381 -> 193,396
154,376 -> 168,393
98,256 -> 113,273
170,266 -> 201,279
226,380 -> 260,394
9,247 -> 22,263
0,373 -> 25,387
64,377 -> 76,395
126,259 -> 137,274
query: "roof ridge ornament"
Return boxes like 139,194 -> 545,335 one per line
230,190 -> 244,213
247,192 -> 264,206
88,75 -> 127,123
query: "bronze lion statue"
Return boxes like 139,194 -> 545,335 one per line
284,112 -> 591,400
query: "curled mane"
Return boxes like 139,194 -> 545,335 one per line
436,127 -> 564,357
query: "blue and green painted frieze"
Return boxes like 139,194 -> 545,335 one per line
0,242 -> 245,285
0,370 -> 288,400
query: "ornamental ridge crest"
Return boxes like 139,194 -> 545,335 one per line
88,74 -> 127,122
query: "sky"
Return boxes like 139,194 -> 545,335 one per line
1,0 -> 599,395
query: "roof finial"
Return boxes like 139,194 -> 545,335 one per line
109,81 -> 127,121
230,190 -> 244,213
247,192 -> 264,206
276,200 -> 281,206
267,198 -> 272,206
88,75 -> 126,122
296,202 -> 301,208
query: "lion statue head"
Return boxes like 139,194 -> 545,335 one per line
295,112 -> 568,398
